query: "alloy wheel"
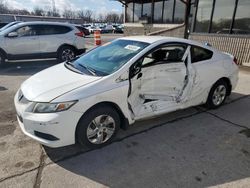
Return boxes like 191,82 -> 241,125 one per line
86,115 -> 116,144
212,85 -> 226,106
61,49 -> 75,61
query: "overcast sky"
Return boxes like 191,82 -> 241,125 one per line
5,0 -> 123,14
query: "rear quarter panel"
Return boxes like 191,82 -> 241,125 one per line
73,32 -> 85,50
189,50 -> 236,106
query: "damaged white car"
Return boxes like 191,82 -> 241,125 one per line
14,36 -> 239,148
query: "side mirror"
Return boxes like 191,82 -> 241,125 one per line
7,32 -> 18,38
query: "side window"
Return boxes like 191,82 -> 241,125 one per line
191,46 -> 213,63
39,25 -> 72,35
54,26 -> 72,34
141,44 -> 187,67
15,26 -> 37,37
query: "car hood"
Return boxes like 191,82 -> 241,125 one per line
21,63 -> 101,102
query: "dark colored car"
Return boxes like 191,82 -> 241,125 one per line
113,25 -> 124,34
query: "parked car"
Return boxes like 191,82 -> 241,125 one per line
0,21 -> 22,32
14,36 -> 239,148
113,25 -> 124,34
0,21 -> 86,66
82,24 -> 91,28
101,25 -> 114,33
86,26 -> 100,34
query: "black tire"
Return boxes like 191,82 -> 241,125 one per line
76,105 -> 120,149
57,46 -> 76,62
206,80 -> 229,109
0,51 -> 6,68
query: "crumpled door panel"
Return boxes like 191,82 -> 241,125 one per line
128,46 -> 198,119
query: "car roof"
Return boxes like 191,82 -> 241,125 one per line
14,21 -> 74,27
0,21 -> 76,35
120,36 -> 214,50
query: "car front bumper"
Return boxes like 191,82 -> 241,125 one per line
14,91 -> 83,148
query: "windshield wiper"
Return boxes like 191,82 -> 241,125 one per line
77,64 -> 97,76
64,61 -> 83,74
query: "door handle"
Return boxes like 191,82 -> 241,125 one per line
137,72 -> 142,79
165,68 -> 181,72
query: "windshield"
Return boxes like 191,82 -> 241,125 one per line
72,39 -> 149,76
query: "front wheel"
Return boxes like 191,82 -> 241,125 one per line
206,80 -> 228,109
76,106 -> 120,149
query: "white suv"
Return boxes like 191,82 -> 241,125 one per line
0,21 -> 86,66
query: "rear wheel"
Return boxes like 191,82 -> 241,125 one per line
58,46 -> 76,62
206,80 -> 229,109
76,106 -> 120,149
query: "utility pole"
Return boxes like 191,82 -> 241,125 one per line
184,0 -> 191,39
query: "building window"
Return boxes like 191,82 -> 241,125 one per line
174,0 -> 185,23
195,0 -> 213,33
134,3 -> 142,22
193,0 -> 250,35
163,0 -> 174,23
211,0 -> 235,34
154,1 -> 163,23
142,2 -> 152,19
126,2 -> 133,22
125,0 -> 185,24
233,0 -> 250,34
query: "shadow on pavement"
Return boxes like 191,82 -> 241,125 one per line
0,59 -> 59,76
43,92 -> 250,187
43,106 -> 199,163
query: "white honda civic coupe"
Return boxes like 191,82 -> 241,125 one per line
14,36 -> 239,148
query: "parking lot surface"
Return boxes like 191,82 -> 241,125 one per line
85,33 -> 123,47
0,44 -> 250,187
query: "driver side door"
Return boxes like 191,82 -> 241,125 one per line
4,25 -> 40,60
128,43 -> 196,120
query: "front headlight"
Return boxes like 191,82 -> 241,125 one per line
33,101 -> 77,113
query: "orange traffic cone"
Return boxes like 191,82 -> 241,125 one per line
94,30 -> 101,45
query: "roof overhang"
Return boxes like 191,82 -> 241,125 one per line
114,0 -> 188,5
